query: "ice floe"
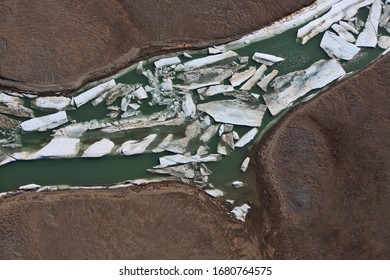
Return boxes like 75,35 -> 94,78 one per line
31,96 -> 71,111
297,0 -> 375,44
197,99 -> 267,127
378,36 -> 390,49
356,0 -> 382,47
252,52 -> 284,66
20,111 -> 68,132
82,139 -> 115,158
235,128 -> 259,148
73,79 -> 116,107
158,154 -> 222,168
229,67 -> 256,87
320,31 -> 360,60
35,137 -> 80,158
148,164 -> 195,179
240,157 -> 250,172
205,188 -> 224,198
240,65 -> 267,91
257,70 -> 279,92
154,56 -> 181,69
118,134 -> 157,156
263,59 -> 346,115
181,51 -> 238,71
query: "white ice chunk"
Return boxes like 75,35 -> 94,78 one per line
182,51 -> 238,70
118,134 -> 157,156
230,67 -> 256,87
379,4 -> 390,27
252,52 -> 284,66
152,134 -> 174,153
257,70 -> 279,92
35,137 -> 80,158
198,99 -> 266,127
339,21 -> 359,34
74,79 -> 116,107
231,204 -> 251,222
263,59 -> 346,116
200,124 -> 219,143
198,85 -> 234,97
19,183 -> 41,190
132,87 -> 148,100
356,0 -> 382,47
240,157 -> 250,172
182,93 -> 196,118
240,65 -> 267,91
20,111 -> 68,132
154,56 -> 181,69
331,23 -> 356,42
205,189 -> 224,198
378,36 -> 390,49
158,154 -> 222,167
148,164 -> 195,179
297,0 -> 375,44
31,96 -> 71,111
82,139 -> 115,158
235,128 -> 259,148
320,31 -> 360,60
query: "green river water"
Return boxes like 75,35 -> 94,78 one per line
0,7 -> 387,206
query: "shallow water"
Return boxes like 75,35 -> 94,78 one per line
0,7 -> 387,207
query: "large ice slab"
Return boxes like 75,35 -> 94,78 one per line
240,65 -> 267,91
229,67 -> 256,87
158,154 -> 222,167
20,111 -> 68,132
297,0 -> 375,44
331,23 -> 356,43
118,134 -> 157,156
235,128 -> 259,148
198,85 -> 234,97
31,96 -> 71,111
197,99 -> 267,127
82,139 -> 115,158
74,79 -> 116,107
182,51 -> 238,70
356,0 -> 382,47
252,52 -> 284,66
0,93 -> 35,118
320,31 -> 360,60
154,56 -> 181,69
263,59 -> 346,116
231,204 -> 251,222
257,70 -> 279,92
148,164 -> 195,179
35,137 -> 80,158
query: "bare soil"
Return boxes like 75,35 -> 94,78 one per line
0,0 -> 313,94
0,183 -> 260,259
253,54 -> 390,259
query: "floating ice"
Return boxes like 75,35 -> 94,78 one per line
31,96 -> 71,111
182,51 -> 238,70
240,157 -> 250,172
118,134 -> 157,156
20,111 -> 68,132
82,139 -> 115,158
263,59 -> 346,116
205,189 -> 224,198
35,137 -> 80,158
198,99 -> 267,127
240,65 -> 267,91
320,31 -> 360,60
297,0 -> 375,44
73,79 -> 116,107
356,0 -> 382,47
154,56 -> 181,69
257,70 -> 279,92
235,128 -> 259,148
229,67 -> 256,87
252,52 -> 284,66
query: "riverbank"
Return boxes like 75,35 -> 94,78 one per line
254,53 -> 390,259
0,182 -> 260,259
0,0 -> 313,94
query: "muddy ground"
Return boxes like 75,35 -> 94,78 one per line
0,0 -> 313,94
254,54 -> 390,259
0,183 -> 260,259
